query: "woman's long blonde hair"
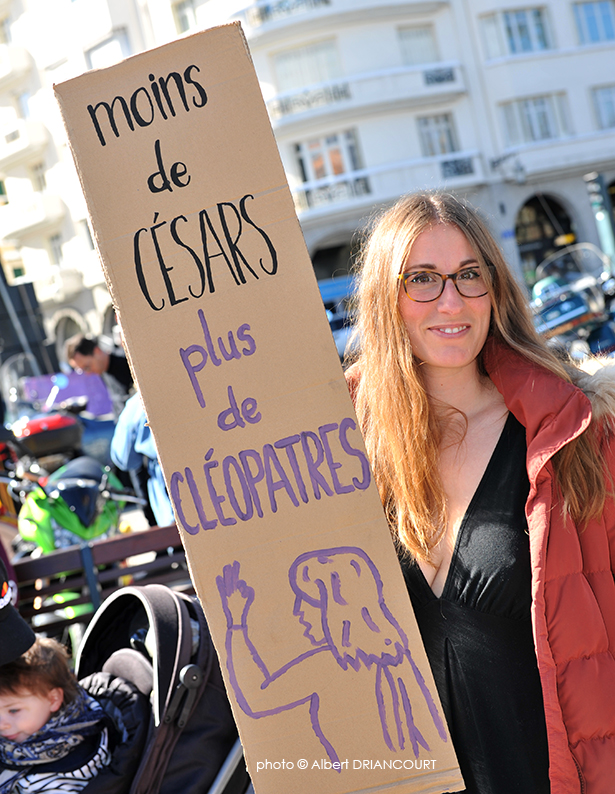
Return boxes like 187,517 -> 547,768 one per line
351,191 -> 607,561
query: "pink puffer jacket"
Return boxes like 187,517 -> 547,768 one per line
483,339 -> 615,794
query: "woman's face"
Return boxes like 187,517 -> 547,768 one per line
397,223 -> 492,380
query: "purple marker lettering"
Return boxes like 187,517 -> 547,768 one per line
339,417 -> 371,490
241,397 -> 261,425
170,471 -> 199,534
222,455 -> 253,521
203,448 -> 236,526
274,435 -> 308,503
319,422 -> 354,495
237,323 -> 256,356
263,444 -> 299,511
197,309 -> 222,366
238,449 -> 265,518
179,344 -> 208,408
185,466 -> 217,530
300,431 -> 333,499
218,331 -> 242,362
217,385 -> 246,431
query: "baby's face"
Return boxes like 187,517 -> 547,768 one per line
0,688 -> 63,743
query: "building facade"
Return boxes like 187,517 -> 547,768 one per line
0,0 -> 613,361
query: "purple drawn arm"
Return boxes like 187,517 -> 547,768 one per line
216,561 -> 340,767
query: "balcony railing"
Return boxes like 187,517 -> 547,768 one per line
0,120 -> 48,168
0,45 -> 32,91
267,62 -> 465,123
494,129 -> 615,181
0,194 -> 65,240
243,0 -> 331,27
291,150 -> 483,216
235,0 -> 448,34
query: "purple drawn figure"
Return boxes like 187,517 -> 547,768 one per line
216,547 -> 447,768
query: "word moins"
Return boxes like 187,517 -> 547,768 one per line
170,417 -> 371,533
134,194 -> 278,311
87,65 -> 207,147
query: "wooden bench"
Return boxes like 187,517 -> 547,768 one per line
13,524 -> 194,640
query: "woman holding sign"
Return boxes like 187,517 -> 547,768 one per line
346,191 -> 615,794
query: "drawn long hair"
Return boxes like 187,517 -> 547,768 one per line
289,548 -> 407,670
350,191 -> 607,560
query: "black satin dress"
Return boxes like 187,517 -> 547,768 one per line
400,413 -> 550,794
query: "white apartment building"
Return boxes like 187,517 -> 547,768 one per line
0,0 -> 614,359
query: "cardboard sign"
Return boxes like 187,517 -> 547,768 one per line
54,24 -> 462,794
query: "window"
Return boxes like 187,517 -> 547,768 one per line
574,1 -> 615,43
173,0 -> 197,34
295,130 -> 362,182
0,17 -> 11,44
481,8 -> 552,58
0,180 -> 8,205
593,85 -> 615,128
49,234 -> 63,266
31,163 -> 46,192
273,39 -> 342,92
79,219 -> 95,250
85,30 -> 130,70
501,94 -> 571,145
293,130 -> 369,209
417,114 -> 459,156
398,26 -> 439,65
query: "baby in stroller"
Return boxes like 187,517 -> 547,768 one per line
0,558 -> 149,794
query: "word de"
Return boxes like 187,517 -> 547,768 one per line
148,139 -> 190,194
180,310 -> 256,408
217,385 -> 261,431
87,64 -> 207,146
133,194 -> 278,311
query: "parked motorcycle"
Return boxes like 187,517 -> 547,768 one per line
531,243 -> 615,359
0,425 -> 144,646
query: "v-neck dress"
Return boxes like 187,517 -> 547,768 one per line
399,413 -> 550,794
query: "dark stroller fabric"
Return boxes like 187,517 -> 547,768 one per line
75,584 -> 248,794
78,673 -> 150,794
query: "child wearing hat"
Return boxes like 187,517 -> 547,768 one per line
0,560 -> 110,793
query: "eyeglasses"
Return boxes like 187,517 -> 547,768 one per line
398,266 -> 492,303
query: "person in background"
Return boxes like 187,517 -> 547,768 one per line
346,191 -> 615,793
111,393 -> 174,528
65,334 -> 134,419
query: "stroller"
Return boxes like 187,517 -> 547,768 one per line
75,584 -> 251,794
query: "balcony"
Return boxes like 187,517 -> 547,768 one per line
0,45 -> 32,91
494,130 -> 615,183
0,194 -> 65,241
292,150 -> 484,218
35,266 -> 84,304
267,62 -> 465,129
0,120 -> 48,169
234,0 -> 449,41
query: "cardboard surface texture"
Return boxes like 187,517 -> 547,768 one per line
54,24 -> 463,794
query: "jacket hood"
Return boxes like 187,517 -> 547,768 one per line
570,356 -> 615,426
